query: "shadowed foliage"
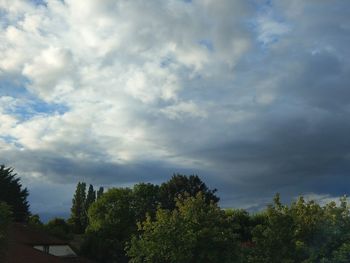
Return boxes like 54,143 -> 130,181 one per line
159,174 -> 219,210
127,193 -> 240,263
0,165 -> 30,222
81,188 -> 136,263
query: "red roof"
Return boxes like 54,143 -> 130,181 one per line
10,223 -> 67,245
4,224 -> 93,263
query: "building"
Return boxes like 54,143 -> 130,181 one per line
4,223 -> 93,263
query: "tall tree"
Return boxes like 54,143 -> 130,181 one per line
159,174 -> 219,210
132,183 -> 160,221
97,186 -> 104,199
84,184 -> 96,229
81,188 -> 135,263
0,165 -> 30,222
86,184 -> 96,210
69,182 -> 86,234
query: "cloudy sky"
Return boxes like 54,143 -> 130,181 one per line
1,0 -> 350,217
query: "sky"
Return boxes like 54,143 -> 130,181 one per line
1,0 -> 350,218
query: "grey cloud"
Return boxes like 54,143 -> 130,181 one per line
3,148 -> 198,185
187,108 -> 350,200
1,0 -> 350,214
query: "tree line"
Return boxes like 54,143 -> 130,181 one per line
69,182 -> 104,234
1,164 -> 350,262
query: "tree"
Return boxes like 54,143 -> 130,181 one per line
0,165 -> 30,222
81,188 -> 136,263
69,182 -> 86,234
28,214 -> 43,228
86,184 -> 96,211
225,209 -> 253,242
97,186 -> 104,199
45,218 -> 72,240
127,193 -> 240,263
247,194 -> 350,263
132,183 -> 160,221
331,243 -> 350,263
248,194 -> 299,263
159,174 -> 219,210
84,184 -> 96,229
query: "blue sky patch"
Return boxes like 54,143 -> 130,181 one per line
0,135 -> 22,148
198,39 -> 214,52
29,0 -> 47,7
8,100 -> 68,121
160,56 -> 174,68
0,77 -> 69,120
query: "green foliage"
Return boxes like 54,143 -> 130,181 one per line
86,184 -> 96,212
159,174 -> 219,210
97,186 -> 104,199
248,194 -> 350,263
331,243 -> 350,263
248,194 -> 296,263
0,165 -> 30,222
45,218 -> 72,240
132,183 -> 160,221
28,214 -> 43,228
65,177 -> 350,263
127,193 -> 240,263
69,182 -> 103,234
69,182 -> 87,233
79,176 -> 220,262
225,209 -> 254,242
81,188 -> 136,263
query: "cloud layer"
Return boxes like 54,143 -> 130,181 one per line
0,0 -> 349,213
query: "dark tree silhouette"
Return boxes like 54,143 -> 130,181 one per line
132,183 -> 160,221
69,182 -> 86,233
0,165 -> 30,222
159,174 -> 219,210
97,186 -> 104,199
85,184 -> 96,212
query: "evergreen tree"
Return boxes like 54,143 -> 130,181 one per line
86,184 -> 96,211
69,182 -> 87,234
0,165 -> 30,222
84,184 -> 96,229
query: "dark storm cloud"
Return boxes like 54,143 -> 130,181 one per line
2,149 -> 199,185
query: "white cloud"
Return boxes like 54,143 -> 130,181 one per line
0,0 -> 253,194
256,14 -> 290,45
125,63 -> 180,104
0,0 -> 349,214
22,46 -> 75,100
